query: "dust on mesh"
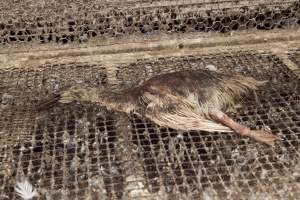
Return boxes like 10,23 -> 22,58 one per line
0,51 -> 300,199
0,0 -> 299,44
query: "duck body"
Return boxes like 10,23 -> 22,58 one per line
39,69 -> 280,145
109,70 -> 260,132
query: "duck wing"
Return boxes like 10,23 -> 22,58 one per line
134,82 -> 233,132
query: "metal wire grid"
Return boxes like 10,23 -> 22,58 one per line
0,0 -> 299,45
289,49 -> 300,71
0,50 -> 300,199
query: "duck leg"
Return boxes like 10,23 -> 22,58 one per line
210,110 -> 281,145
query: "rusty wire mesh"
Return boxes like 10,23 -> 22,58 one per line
0,0 -> 299,45
0,50 -> 300,199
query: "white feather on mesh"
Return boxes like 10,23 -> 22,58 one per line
15,179 -> 38,200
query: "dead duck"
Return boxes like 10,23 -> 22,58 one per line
38,70 -> 281,145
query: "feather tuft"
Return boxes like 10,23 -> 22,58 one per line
15,178 -> 38,200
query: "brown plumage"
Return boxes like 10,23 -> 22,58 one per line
38,70 -> 281,145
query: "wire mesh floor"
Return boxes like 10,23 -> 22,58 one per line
0,0 -> 299,45
0,51 -> 300,199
